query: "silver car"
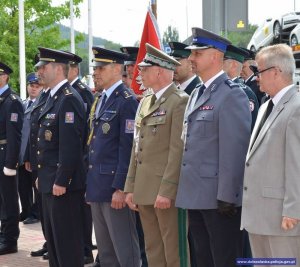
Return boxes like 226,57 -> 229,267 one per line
247,12 -> 300,52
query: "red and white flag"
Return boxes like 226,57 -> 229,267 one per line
131,7 -> 163,95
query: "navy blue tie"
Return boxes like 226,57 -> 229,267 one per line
99,94 -> 107,112
196,84 -> 206,102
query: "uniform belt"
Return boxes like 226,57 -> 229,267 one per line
0,139 -> 7,145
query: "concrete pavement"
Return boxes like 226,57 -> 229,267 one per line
0,221 -> 97,267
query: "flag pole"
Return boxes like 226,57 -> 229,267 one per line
88,0 -> 93,86
19,0 -> 26,99
151,0 -> 157,19
70,0 -> 75,53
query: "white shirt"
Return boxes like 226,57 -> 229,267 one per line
272,84 -> 294,106
50,79 -> 68,97
179,75 -> 197,91
155,83 -> 173,101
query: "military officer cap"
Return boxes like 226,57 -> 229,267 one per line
0,62 -> 13,75
92,46 -> 128,67
67,52 -> 82,66
35,47 -> 75,67
225,45 -> 250,63
169,41 -> 190,59
239,47 -> 256,61
138,43 -> 181,71
26,72 -> 39,84
120,46 -> 139,66
186,27 -> 231,53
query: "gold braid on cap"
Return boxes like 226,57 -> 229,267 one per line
87,95 -> 100,145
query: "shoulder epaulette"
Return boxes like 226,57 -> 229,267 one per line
120,88 -> 133,99
63,87 -> 73,96
9,93 -> 19,101
225,79 -> 239,89
77,80 -> 88,90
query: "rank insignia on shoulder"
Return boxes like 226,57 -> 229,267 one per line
199,105 -> 214,111
65,112 -> 74,123
225,79 -> 239,88
10,94 -> 17,100
63,87 -> 73,96
125,119 -> 135,133
10,113 -> 18,122
122,90 -> 132,99
152,109 -> 167,117
45,113 -> 56,120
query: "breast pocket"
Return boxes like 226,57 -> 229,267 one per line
146,115 -> 166,126
41,119 -> 58,143
196,111 -> 214,137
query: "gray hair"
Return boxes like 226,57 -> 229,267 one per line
256,44 -> 295,80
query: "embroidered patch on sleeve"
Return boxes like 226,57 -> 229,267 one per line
125,119 -> 135,133
10,113 -> 18,122
65,112 -> 74,123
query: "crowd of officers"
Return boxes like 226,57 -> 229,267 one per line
1,26 -> 285,267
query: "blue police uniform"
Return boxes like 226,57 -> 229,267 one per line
86,46 -> 140,267
86,82 -> 138,201
0,62 -> 23,255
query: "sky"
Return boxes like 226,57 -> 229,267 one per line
53,0 -> 300,46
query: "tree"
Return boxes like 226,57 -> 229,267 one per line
162,25 -> 179,45
0,0 -> 84,92
222,24 -> 258,48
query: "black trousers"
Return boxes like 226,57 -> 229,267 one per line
18,166 -> 39,219
0,172 -> 19,245
82,202 -> 93,257
43,190 -> 84,267
188,208 -> 243,267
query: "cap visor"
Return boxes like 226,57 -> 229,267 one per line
185,45 -> 210,50
34,61 -> 49,68
92,61 -> 110,67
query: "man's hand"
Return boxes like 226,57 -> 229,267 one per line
125,193 -> 139,211
154,195 -> 171,209
52,184 -> 66,196
282,216 -> 299,230
24,161 -> 32,172
111,190 -> 126,209
217,200 -> 237,217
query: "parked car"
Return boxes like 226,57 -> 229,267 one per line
290,24 -> 300,45
247,12 -> 300,52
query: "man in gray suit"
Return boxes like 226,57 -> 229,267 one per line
18,73 -> 42,224
241,44 -> 300,266
175,27 -> 252,267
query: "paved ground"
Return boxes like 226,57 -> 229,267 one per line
0,221 -> 97,267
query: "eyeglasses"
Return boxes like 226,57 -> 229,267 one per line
249,65 -> 277,77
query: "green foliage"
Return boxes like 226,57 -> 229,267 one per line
0,0 -> 83,93
163,25 -> 180,45
221,24 -> 258,48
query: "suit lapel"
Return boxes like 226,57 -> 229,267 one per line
247,86 -> 297,160
190,73 -> 227,114
143,84 -> 175,118
96,85 -> 122,119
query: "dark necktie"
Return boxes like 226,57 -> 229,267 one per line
27,100 -> 33,109
99,93 -> 107,112
149,94 -> 157,108
196,84 -> 206,102
252,99 -> 274,147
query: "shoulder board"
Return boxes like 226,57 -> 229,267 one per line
77,81 -> 87,90
225,79 -> 239,89
120,88 -> 133,99
9,93 -> 20,101
63,87 -> 73,96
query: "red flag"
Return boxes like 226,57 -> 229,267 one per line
131,7 -> 163,94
